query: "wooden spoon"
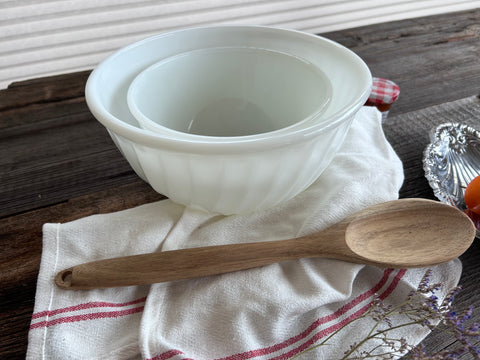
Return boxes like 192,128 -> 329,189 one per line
55,198 -> 476,290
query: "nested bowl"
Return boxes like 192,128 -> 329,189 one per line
127,46 -> 332,139
85,25 -> 372,214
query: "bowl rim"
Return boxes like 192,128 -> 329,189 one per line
85,24 -> 372,153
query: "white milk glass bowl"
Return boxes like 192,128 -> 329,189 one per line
127,46 -> 332,139
85,25 -> 372,214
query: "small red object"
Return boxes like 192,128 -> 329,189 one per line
465,175 -> 480,215
367,77 -> 400,105
365,77 -> 400,116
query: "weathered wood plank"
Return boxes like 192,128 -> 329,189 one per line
0,71 -> 90,112
384,95 -> 480,199
0,106 -> 138,217
0,97 -> 88,133
324,8 -> 480,115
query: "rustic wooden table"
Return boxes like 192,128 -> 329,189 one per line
1,9 -> 479,359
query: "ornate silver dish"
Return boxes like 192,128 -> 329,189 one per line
424,122 -> 480,235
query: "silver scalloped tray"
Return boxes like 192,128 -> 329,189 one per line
423,122 -> 480,235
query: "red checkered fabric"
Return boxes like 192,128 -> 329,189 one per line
368,77 -> 400,105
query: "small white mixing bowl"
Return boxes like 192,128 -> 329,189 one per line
85,25 -> 372,214
127,46 -> 332,139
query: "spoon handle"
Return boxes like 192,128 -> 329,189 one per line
55,238 -> 322,290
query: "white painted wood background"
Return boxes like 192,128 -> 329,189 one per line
1,0 -> 479,89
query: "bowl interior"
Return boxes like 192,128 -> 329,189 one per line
127,47 -> 332,137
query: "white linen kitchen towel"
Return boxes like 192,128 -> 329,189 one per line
27,107 -> 462,360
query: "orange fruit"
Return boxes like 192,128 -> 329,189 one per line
464,175 -> 480,215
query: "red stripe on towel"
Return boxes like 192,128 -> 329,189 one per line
148,349 -> 185,360
31,296 -> 147,320
30,306 -> 144,329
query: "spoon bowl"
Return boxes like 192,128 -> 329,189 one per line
55,198 -> 475,290
344,198 -> 473,267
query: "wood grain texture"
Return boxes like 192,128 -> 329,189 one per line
0,79 -> 140,217
1,8 -> 480,359
384,96 -> 480,199
323,8 -> 480,115
0,71 -> 90,111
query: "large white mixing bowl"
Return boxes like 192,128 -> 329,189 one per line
85,25 -> 372,214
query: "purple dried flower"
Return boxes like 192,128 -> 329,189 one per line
440,286 -> 462,310
434,305 -> 480,359
469,322 -> 479,333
